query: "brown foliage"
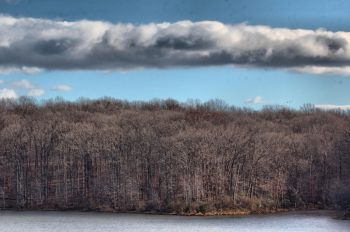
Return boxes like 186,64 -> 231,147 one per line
0,97 -> 349,213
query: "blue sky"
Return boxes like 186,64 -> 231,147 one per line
1,0 -> 350,109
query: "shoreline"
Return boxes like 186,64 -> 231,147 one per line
1,207 -> 347,219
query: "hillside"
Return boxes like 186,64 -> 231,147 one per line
0,98 -> 349,214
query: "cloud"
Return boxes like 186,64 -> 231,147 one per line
315,104 -> 350,111
27,88 -> 45,97
290,66 -> 350,76
52,84 -> 72,92
0,80 -> 3,84
2,15 -> 350,75
245,96 -> 267,104
0,88 -> 17,99
0,66 -> 42,75
12,79 -> 35,89
11,79 -> 45,97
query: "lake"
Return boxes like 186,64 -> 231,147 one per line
0,210 -> 349,232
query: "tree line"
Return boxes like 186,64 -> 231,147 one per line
0,97 -> 349,214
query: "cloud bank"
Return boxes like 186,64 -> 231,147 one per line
1,15 -> 350,75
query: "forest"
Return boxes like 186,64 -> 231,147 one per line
0,97 -> 349,214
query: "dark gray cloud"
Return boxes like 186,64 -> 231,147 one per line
33,39 -> 76,55
1,15 -> 350,75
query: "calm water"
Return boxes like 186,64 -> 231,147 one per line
0,210 -> 349,232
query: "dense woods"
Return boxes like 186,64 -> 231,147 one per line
0,97 -> 349,214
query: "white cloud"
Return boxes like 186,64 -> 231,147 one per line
27,88 -> 45,97
0,66 -> 42,75
12,79 -> 35,89
20,66 -> 42,74
0,80 -> 3,84
245,96 -> 266,104
11,79 -> 45,97
0,67 -> 20,74
2,15 -> 350,75
290,66 -> 350,76
0,88 -> 17,99
52,84 -> 72,92
315,104 -> 350,111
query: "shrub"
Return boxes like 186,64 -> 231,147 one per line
197,204 -> 207,214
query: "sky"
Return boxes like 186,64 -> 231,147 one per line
1,0 -> 350,109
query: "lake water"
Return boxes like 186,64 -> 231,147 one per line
0,210 -> 349,232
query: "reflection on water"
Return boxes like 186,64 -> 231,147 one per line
0,210 -> 349,232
